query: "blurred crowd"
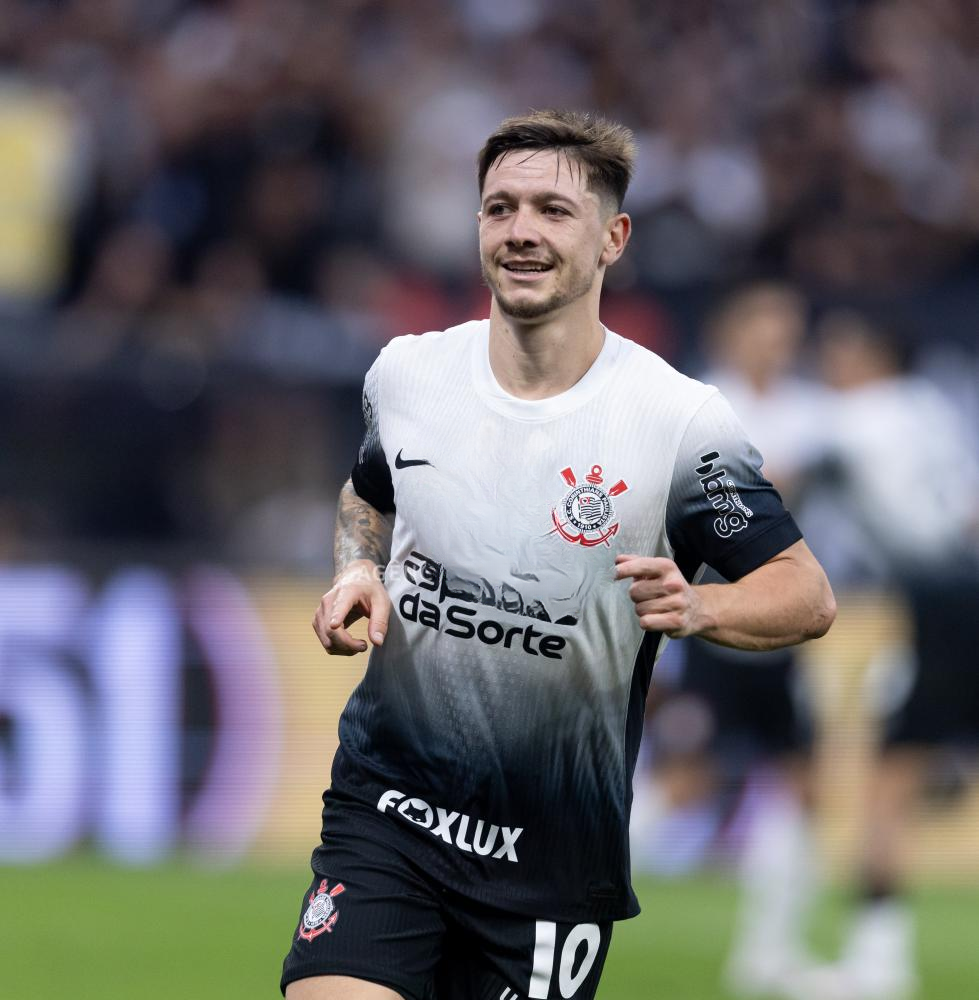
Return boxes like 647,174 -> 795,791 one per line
2,0 -> 979,565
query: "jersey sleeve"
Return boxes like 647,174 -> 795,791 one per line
666,390 -> 802,581
350,355 -> 395,514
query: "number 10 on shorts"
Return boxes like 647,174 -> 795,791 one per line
529,921 -> 602,998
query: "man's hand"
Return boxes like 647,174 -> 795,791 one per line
614,553 -> 706,638
312,559 -> 391,656
614,541 -> 835,650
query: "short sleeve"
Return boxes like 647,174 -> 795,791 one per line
667,390 -> 802,581
350,355 -> 395,514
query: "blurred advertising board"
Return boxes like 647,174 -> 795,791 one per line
0,563 -> 362,867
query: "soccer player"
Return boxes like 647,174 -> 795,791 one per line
281,110 -> 837,1000
787,312 -> 979,1000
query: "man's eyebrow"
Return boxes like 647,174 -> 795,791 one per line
481,188 -> 580,206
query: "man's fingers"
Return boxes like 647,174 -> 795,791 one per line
629,574 -> 686,602
628,579 -> 665,603
634,596 -> 674,616
330,628 -> 369,655
313,580 -> 391,656
367,591 -> 392,647
328,588 -> 360,630
616,555 -> 701,639
313,596 -> 368,656
315,614 -> 368,655
637,612 -> 686,637
613,555 -> 675,581
613,553 -> 641,578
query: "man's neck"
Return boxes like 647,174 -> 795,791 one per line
487,304 -> 606,401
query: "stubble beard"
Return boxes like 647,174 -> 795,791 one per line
482,259 -> 595,321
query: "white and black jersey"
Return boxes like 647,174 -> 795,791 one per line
332,319 -> 801,923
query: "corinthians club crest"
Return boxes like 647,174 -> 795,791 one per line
298,878 -> 346,941
550,464 -> 629,547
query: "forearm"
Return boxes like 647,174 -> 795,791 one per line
334,479 -> 393,577
691,544 -> 836,651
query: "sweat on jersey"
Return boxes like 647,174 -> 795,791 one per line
330,319 -> 802,923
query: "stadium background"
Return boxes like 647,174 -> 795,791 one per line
2,1 -> 979,997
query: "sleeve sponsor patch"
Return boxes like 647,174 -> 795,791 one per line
695,451 -> 754,539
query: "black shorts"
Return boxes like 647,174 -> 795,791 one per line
885,571 -> 979,748
669,637 -> 812,761
280,800 -> 614,1000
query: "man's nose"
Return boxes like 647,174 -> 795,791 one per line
505,206 -> 540,246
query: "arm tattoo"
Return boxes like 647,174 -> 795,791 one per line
334,479 -> 393,575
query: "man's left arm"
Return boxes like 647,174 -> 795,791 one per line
622,388 -> 836,650
615,539 -> 836,651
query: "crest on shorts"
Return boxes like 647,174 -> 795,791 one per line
550,464 -> 629,548
298,878 -> 346,941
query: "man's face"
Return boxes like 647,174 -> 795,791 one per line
478,149 -> 615,321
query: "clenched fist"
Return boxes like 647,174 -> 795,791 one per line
614,553 -> 705,638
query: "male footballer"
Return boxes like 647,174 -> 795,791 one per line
281,109 -> 836,1000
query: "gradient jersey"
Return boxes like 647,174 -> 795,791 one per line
333,319 -> 802,922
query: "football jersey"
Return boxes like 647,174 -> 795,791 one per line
332,319 -> 801,922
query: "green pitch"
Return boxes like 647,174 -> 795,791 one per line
1,860 -> 975,998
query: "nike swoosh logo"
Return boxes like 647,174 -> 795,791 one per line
395,449 -> 433,469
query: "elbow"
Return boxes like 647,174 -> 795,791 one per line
805,580 -> 837,641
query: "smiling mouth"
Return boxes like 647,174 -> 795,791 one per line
501,262 -> 553,274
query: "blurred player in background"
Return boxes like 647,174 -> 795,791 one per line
788,311 -> 979,1000
698,284 -> 830,999
639,284 -> 832,997
280,110 -> 836,1000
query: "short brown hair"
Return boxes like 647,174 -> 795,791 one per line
477,110 -> 636,211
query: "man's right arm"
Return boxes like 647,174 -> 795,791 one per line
312,479 -> 393,656
335,478 -> 393,573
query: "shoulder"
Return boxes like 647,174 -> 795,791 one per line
369,319 -> 485,406
377,319 -> 485,370
610,332 -> 717,414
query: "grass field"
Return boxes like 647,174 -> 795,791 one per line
2,859 -> 977,998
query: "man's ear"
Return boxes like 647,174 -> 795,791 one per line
600,213 -> 631,267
